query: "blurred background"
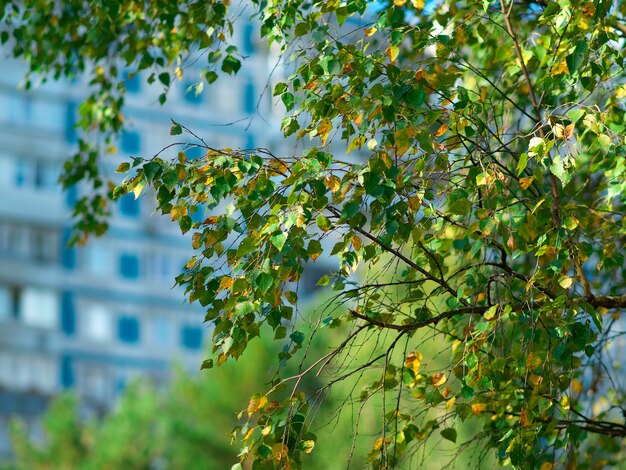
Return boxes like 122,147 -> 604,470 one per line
0,19 -> 299,467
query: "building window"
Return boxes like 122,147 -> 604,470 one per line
119,253 -> 140,279
21,287 -> 59,329
152,316 -> 172,345
183,81 -> 204,104
245,134 -> 256,150
244,81 -> 255,114
118,316 -> 140,344
119,193 -> 140,217
66,185 -> 78,208
84,305 -> 112,342
60,355 -> 74,388
242,24 -> 255,55
121,131 -> 141,154
65,101 -> 78,143
31,227 -> 60,264
87,243 -> 113,276
35,161 -> 60,191
181,326 -> 203,350
0,285 -> 10,321
61,228 -> 76,270
14,159 -> 35,187
60,292 -> 75,335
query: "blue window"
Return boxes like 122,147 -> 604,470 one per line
119,193 -> 140,217
60,292 -> 75,336
245,134 -> 256,150
65,185 -> 78,208
60,229 -> 76,271
124,71 -> 141,94
183,81 -> 203,104
65,101 -> 77,143
191,206 -> 205,224
119,253 -> 140,279
181,326 -> 203,350
184,145 -> 205,160
244,81 -> 255,114
242,24 -> 255,55
121,131 -> 141,154
118,316 -> 140,343
60,356 -> 74,388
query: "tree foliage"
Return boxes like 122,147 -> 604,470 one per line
3,0 -> 626,468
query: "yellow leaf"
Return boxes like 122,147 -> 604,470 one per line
133,179 -> 146,199
386,45 -> 399,62
441,387 -> 452,398
433,123 -> 448,137
405,351 -> 423,374
317,118 -> 333,145
483,304 -> 498,321
174,66 -> 183,81
554,60 -> 569,75
553,123 -> 566,139
271,443 -> 288,461
372,437 -> 384,451
506,234 -> 516,252
446,396 -> 456,410
217,276 -> 234,292
571,378 -> 583,394
519,176 -> 535,189
247,394 -> 268,415
364,27 -> 377,37
191,232 -> 202,249
526,352 -> 542,370
582,2 -> 595,17
170,204 -> 188,221
408,196 -> 421,212
268,158 -> 289,175
559,276 -> 573,289
411,0 -> 425,9
351,235 -> 362,251
520,408 -> 531,428
243,427 -> 255,441
564,122 -> 575,139
301,440 -> 315,455
432,373 -> 447,387
414,69 -> 427,81
325,175 -> 341,193
529,374 -> 543,388
471,403 -> 486,415
393,0 -> 407,6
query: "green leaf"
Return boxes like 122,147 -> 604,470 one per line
449,198 -> 471,215
316,215 -> 332,231
255,272 -> 273,293
170,121 -> 183,135
270,232 -> 288,251
566,41 -> 588,75
158,72 -> 170,87
222,55 -> 241,75
316,275 -> 330,286
440,428 -> 457,443
116,162 -> 130,173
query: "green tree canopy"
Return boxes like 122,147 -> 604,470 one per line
3,0 -> 626,468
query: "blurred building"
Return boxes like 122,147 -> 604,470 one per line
0,23 -> 281,454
